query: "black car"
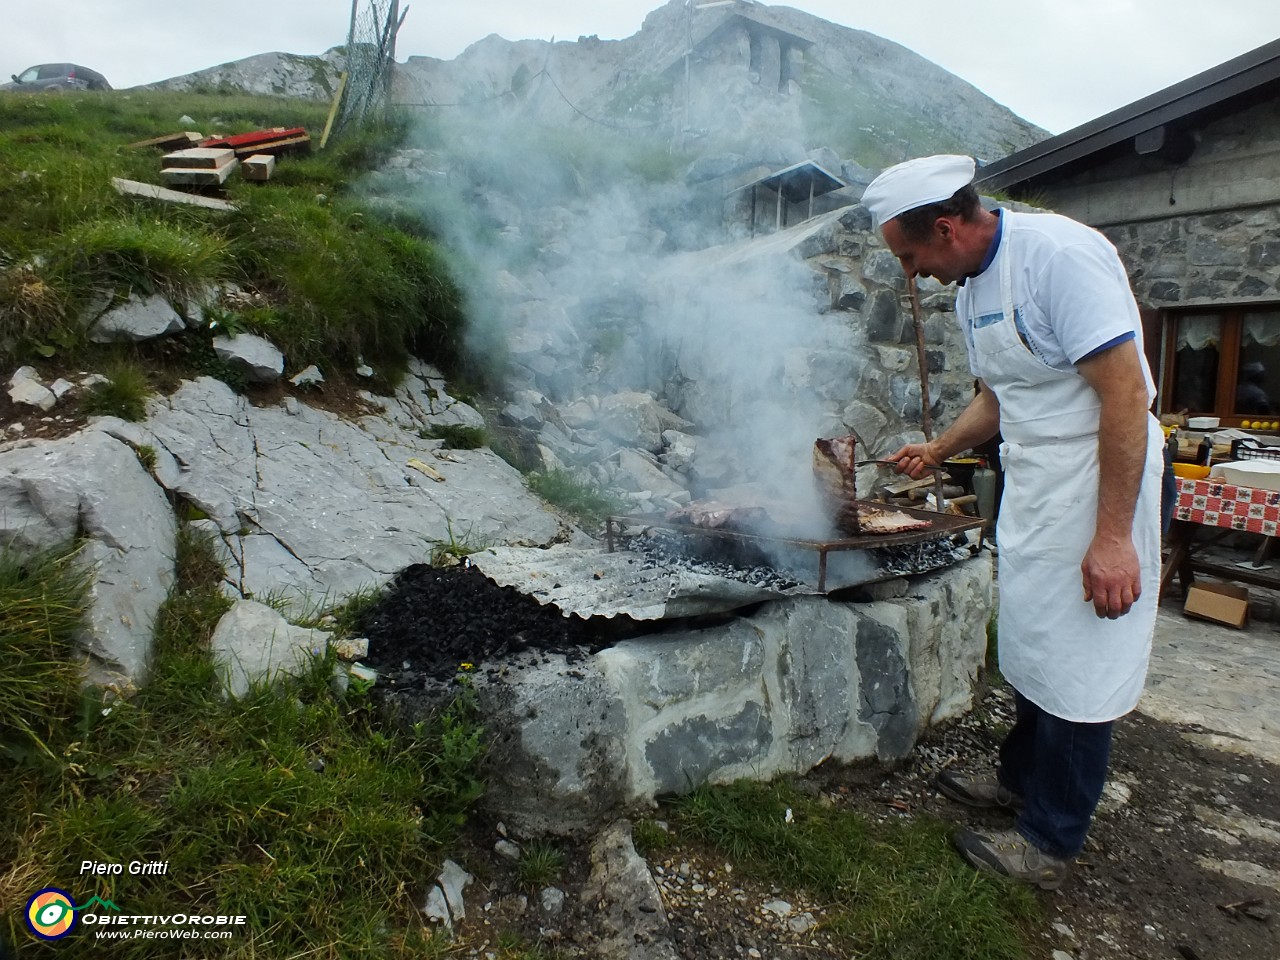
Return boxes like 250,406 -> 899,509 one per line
1,63 -> 112,92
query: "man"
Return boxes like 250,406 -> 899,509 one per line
862,155 -> 1164,890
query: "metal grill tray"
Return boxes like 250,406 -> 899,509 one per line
606,502 -> 987,592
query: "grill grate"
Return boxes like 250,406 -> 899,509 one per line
606,502 -> 986,592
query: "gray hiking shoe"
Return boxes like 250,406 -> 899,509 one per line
933,770 -> 1023,811
953,827 -> 1070,890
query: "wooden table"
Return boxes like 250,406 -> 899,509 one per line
1161,476 -> 1280,596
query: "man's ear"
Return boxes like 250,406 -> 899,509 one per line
935,218 -> 953,240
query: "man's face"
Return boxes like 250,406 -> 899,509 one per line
881,218 -> 964,285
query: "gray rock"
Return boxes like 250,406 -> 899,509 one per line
212,334 -> 285,383
598,391 -> 689,453
8,378 -> 56,411
421,885 -> 451,928
141,377 -> 562,610
0,432 -> 176,680
48,378 -> 74,400
582,821 -> 679,960
9,366 -> 39,386
209,600 -> 331,698
438,859 -> 473,922
539,886 -> 566,914
613,448 -> 687,499
90,293 -> 184,343
494,839 -> 522,861
659,430 -> 698,473
290,365 -> 324,387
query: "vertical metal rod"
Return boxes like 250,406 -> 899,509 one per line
818,548 -> 828,593
605,517 -> 615,553
907,276 -> 946,513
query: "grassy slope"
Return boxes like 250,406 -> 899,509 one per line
0,90 -> 466,379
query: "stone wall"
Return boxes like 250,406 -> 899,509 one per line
1032,97 -> 1280,310
474,555 -> 993,835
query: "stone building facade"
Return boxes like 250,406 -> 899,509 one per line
979,41 -> 1280,423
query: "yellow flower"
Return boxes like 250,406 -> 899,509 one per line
460,662 -> 475,671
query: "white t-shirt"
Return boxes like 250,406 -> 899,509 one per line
957,210 -> 1155,399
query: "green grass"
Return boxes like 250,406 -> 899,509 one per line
79,361 -> 152,421
670,780 -> 1039,960
515,840 -> 566,890
0,524 -> 487,958
526,469 -> 626,529
430,520 -> 491,568
0,90 -> 468,381
421,423 -> 487,449
0,542 -> 92,762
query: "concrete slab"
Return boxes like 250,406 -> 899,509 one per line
1143,576 -> 1280,766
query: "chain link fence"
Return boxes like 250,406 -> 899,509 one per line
336,0 -> 404,133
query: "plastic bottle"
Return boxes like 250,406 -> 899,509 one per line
1198,435 -> 1213,467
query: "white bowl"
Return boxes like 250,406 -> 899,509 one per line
1187,416 -> 1220,430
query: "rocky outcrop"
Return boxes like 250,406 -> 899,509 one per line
1,356 -> 571,684
138,48 -> 346,99
393,1 -> 1043,163
0,431 -> 176,681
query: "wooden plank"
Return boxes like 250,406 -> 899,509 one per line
242,153 -> 276,181
111,177 -> 237,211
319,72 -> 348,150
162,147 -> 237,170
200,127 -> 306,149
161,159 -> 239,186
229,133 -> 311,157
127,130 -> 203,150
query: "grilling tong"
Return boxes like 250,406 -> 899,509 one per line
854,459 -> 945,472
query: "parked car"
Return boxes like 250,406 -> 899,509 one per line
0,63 -> 112,92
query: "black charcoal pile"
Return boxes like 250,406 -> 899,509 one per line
357,562 -> 608,681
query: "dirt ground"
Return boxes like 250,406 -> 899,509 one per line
441,680 -> 1279,960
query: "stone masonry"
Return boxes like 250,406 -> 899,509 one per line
475,556 -> 992,835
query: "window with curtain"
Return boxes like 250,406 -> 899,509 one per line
1162,307 -> 1280,422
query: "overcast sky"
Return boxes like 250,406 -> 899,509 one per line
3,1 -> 1276,134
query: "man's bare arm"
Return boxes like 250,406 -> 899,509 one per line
888,381 -> 1001,478
1076,339 -> 1152,619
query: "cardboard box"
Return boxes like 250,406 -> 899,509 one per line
1183,581 -> 1250,629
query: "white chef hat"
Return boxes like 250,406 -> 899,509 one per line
861,154 -> 976,228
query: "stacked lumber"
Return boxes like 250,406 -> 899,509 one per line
160,148 -> 239,187
199,127 -> 310,157
127,131 -> 203,151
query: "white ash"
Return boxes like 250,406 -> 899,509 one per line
622,530 -> 804,592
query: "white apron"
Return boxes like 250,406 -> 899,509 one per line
970,227 -> 1163,723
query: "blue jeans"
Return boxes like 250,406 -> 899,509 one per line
996,690 -> 1114,859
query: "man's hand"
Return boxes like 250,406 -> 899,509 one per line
886,440 -> 943,479
1081,533 -> 1142,619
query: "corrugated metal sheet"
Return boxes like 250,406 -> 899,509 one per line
468,543 -> 817,620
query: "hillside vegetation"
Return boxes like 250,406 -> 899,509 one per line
0,90 -> 466,380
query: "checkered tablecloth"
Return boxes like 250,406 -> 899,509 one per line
1174,477 -> 1280,534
